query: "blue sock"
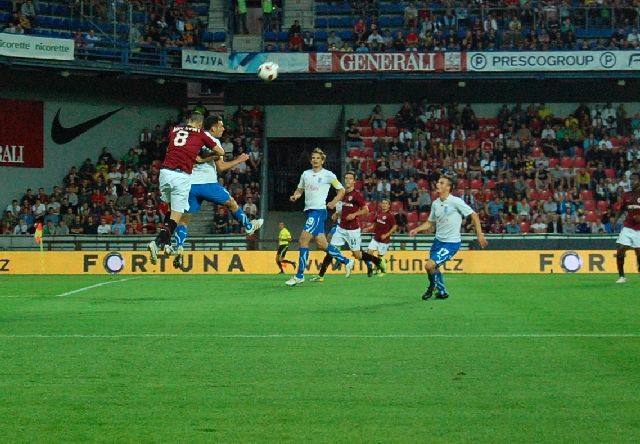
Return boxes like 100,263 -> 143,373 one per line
434,270 -> 447,294
326,244 -> 349,265
233,208 -> 253,231
365,260 -> 373,271
427,271 -> 435,288
296,247 -> 309,279
175,224 -> 187,248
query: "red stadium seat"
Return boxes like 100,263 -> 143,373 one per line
604,168 -> 616,179
540,190 -> 552,200
574,147 -> 584,157
560,157 -> 573,168
391,201 -> 404,212
407,222 -> 418,232
360,127 -> 373,137
548,158 -> 559,168
373,128 -> 386,138
363,138 -> 374,148
583,200 -> 596,211
580,190 -> 593,201
574,157 -> 586,168
486,179 -> 496,189
407,211 -> 419,223
597,200 -> 609,212
470,179 -> 483,190
531,147 -> 543,158
529,190 -> 540,200
348,148 -> 361,158
419,211 -> 429,221
529,200 -> 538,209
362,148 -> 374,158
585,211 -> 599,223
386,127 -> 399,137
457,179 -> 468,189
386,118 -> 397,127
430,191 -> 439,201
519,221 -> 531,233
417,179 -> 429,190
466,138 -> 480,151
358,118 -> 370,127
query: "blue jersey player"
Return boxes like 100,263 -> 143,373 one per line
285,148 -> 354,286
409,172 -> 488,300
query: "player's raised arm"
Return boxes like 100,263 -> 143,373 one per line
215,153 -> 249,172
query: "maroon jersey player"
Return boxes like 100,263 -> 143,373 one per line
365,198 -> 397,275
147,112 -> 223,265
615,172 -> 640,283
311,171 -> 388,281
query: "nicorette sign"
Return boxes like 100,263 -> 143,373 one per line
468,51 -> 640,72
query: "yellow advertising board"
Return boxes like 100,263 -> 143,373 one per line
0,250 -> 627,275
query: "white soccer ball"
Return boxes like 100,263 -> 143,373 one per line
257,62 -> 279,81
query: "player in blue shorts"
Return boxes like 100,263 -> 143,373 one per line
172,115 -> 263,268
409,172 -> 488,299
285,148 -> 354,286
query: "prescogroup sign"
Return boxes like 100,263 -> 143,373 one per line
0,33 -> 74,60
467,50 -> 640,72
0,250 -> 631,274
0,99 -> 44,168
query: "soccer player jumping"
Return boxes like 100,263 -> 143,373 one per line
285,148 -> 354,286
409,172 -> 488,299
614,172 -> 640,283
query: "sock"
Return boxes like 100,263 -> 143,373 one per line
364,260 -> 373,271
175,224 -> 187,248
326,244 -> 349,265
427,271 -> 435,289
233,208 -> 253,231
434,270 -> 447,295
155,219 -> 177,247
617,253 -> 625,277
296,247 -> 309,279
318,253 -> 333,277
361,252 -> 381,267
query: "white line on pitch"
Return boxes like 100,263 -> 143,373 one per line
56,277 -> 141,297
0,333 -> 639,339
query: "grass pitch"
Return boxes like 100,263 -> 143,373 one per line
1,273 -> 639,443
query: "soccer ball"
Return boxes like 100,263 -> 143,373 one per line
257,62 -> 279,81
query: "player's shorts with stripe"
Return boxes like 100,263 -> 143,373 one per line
330,226 -> 362,251
159,168 -> 191,213
367,238 -> 391,256
303,209 -> 327,236
187,183 -> 231,214
429,239 -> 461,266
616,226 -> 640,248
277,244 -> 289,258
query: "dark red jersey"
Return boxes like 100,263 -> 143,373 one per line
162,126 -> 219,174
373,210 -> 396,243
339,189 -> 366,230
622,190 -> 640,230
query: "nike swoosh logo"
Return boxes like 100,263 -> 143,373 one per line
51,107 -> 124,144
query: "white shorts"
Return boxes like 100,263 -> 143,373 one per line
616,226 -> 640,248
159,169 -> 191,213
330,226 -> 361,251
367,238 -> 391,256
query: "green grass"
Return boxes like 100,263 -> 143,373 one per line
1,274 -> 639,443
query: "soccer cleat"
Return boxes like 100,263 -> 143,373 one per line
245,218 -> 264,236
172,246 -> 184,269
378,257 -> 387,274
435,292 -> 449,299
147,240 -> 159,265
285,276 -> 305,286
309,275 -> 325,282
345,259 -> 355,278
616,276 -> 627,284
422,287 -> 434,300
164,244 -> 176,256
